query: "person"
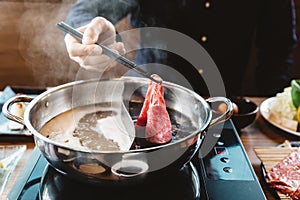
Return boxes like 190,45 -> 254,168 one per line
64,0 -> 297,97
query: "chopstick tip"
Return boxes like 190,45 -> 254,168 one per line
150,74 -> 163,84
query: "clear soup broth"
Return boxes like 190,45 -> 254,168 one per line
40,101 -> 198,151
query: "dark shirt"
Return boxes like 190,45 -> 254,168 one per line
66,0 -> 297,96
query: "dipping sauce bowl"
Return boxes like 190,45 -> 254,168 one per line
230,97 -> 258,130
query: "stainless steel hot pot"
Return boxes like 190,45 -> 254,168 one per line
3,77 -> 232,185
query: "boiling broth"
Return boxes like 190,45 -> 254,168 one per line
40,102 -> 198,151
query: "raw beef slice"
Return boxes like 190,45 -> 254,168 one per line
136,75 -> 172,144
267,147 -> 300,199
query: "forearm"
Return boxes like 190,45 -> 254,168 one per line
66,0 -> 136,28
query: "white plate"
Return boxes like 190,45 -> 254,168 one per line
260,97 -> 300,137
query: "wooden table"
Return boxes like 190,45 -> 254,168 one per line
239,97 -> 300,200
1,97 -> 298,199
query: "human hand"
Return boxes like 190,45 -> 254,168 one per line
64,17 -> 126,72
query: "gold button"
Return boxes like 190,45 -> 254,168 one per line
204,2 -> 210,8
201,36 -> 207,42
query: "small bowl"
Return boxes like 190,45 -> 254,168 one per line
230,97 -> 258,130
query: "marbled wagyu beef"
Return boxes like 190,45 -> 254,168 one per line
135,74 -> 172,144
267,147 -> 300,199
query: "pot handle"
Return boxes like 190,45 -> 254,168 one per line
206,97 -> 233,127
2,95 -> 34,125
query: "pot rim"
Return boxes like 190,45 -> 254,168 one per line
24,77 -> 212,154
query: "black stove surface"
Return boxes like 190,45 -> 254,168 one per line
10,149 -> 202,200
41,161 -> 201,200
8,120 -> 266,200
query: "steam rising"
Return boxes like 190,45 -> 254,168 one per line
17,0 -> 80,87
16,0 -> 143,87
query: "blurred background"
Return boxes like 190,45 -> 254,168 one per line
0,0 -> 299,96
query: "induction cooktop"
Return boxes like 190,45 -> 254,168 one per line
8,120 -> 266,200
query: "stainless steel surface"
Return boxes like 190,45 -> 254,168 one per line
2,77 -> 232,184
206,96 -> 233,127
2,95 -> 34,125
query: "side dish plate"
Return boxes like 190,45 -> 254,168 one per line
260,97 -> 300,137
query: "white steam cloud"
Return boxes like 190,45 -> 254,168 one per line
17,0 -> 80,87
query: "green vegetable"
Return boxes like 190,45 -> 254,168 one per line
291,79 -> 300,108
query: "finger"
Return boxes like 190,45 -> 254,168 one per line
81,54 -> 111,66
108,42 -> 126,55
70,54 -> 107,71
66,42 -> 103,57
64,32 -> 79,44
79,56 -> 114,72
80,65 -> 106,72
83,17 -> 116,46
64,25 -> 88,43
82,22 -> 100,45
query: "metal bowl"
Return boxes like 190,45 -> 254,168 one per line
3,77 -> 232,185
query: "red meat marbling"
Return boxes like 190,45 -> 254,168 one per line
135,75 -> 172,144
267,147 -> 300,199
